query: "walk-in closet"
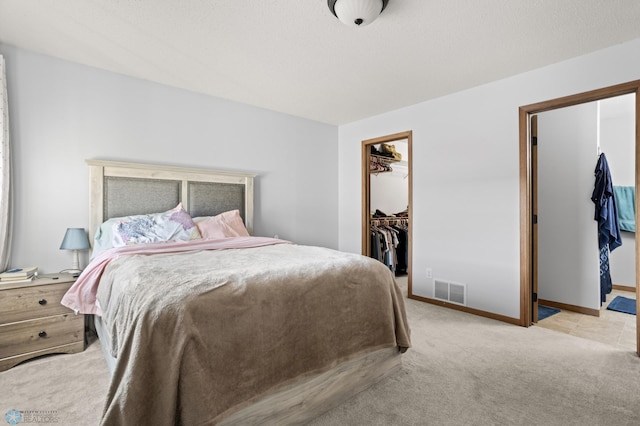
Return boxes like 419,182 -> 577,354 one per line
362,131 -> 412,281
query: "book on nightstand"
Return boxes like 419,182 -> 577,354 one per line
0,266 -> 38,282
0,275 -> 36,284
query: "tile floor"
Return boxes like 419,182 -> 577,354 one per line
536,289 -> 637,352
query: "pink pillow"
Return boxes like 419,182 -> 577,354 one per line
194,210 -> 249,239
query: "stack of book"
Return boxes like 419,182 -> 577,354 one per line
0,266 -> 38,283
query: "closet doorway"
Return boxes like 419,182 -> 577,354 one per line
361,131 -> 413,292
519,80 -> 640,355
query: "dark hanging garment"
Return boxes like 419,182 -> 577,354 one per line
598,245 -> 612,304
394,226 -> 408,276
591,153 -> 622,304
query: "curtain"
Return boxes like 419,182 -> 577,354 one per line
0,54 -> 13,272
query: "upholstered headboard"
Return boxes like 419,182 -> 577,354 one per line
87,160 -> 255,243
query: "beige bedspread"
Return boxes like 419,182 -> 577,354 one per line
96,242 -> 411,425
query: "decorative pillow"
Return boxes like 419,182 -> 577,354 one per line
112,203 -> 201,247
91,203 -> 201,258
194,210 -> 250,239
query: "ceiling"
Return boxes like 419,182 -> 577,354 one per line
1,0 -> 640,125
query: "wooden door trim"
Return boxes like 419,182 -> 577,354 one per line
518,79 -> 640,355
531,115 -> 539,323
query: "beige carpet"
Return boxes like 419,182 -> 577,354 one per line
1,336 -> 108,425
2,284 -> 640,425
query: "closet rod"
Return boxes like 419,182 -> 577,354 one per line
370,216 -> 408,224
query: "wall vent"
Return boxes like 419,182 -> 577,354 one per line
433,279 -> 466,306
434,280 -> 449,300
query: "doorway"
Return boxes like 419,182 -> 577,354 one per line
519,80 -> 640,355
362,131 -> 413,293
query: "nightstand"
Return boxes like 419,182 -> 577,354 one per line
0,273 -> 85,371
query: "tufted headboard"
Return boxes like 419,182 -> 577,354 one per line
86,160 -> 255,244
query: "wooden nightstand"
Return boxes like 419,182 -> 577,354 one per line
0,273 -> 85,371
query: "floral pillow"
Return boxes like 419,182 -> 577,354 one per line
111,203 -> 201,247
91,204 -> 201,259
193,210 -> 250,239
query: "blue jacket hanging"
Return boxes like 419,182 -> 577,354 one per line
591,152 -> 621,304
591,153 -> 622,252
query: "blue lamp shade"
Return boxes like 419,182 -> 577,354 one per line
60,228 -> 91,250
60,228 -> 91,273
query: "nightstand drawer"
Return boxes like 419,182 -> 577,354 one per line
0,282 -> 72,324
0,313 -> 84,359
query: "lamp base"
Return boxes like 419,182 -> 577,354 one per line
60,249 -> 83,277
59,268 -> 82,277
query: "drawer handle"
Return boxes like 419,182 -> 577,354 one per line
38,299 -> 47,305
38,331 -> 47,338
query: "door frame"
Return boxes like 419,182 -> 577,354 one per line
362,131 -> 413,293
531,115 -> 539,323
519,80 -> 640,355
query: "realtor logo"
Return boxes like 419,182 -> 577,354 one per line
4,409 -> 59,424
4,410 -> 22,425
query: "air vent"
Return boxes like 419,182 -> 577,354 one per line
434,280 -> 449,300
433,279 -> 466,306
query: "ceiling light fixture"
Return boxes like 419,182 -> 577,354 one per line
328,0 -> 389,27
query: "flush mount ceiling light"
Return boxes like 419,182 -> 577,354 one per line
328,0 -> 389,27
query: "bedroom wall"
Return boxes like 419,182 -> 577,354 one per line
338,38 -> 640,319
0,44 -> 339,274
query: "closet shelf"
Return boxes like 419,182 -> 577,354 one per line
370,154 -> 401,163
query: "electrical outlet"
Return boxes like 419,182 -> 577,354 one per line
426,268 -> 432,279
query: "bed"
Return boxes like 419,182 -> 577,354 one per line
61,159 -> 411,425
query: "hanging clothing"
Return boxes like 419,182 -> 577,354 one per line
598,245 -> 612,304
394,226 -> 408,275
371,225 -> 398,272
592,153 -> 622,250
369,220 -> 408,276
591,153 -> 622,304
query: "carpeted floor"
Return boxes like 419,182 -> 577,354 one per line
2,279 -> 640,425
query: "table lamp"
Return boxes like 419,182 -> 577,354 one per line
59,228 -> 91,274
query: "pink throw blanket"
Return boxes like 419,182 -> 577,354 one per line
60,237 -> 290,315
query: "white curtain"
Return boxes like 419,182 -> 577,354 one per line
0,54 -> 13,272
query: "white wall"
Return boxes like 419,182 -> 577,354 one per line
0,44 -> 339,274
338,38 -> 640,319
600,94 -> 636,288
537,103 -> 600,309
